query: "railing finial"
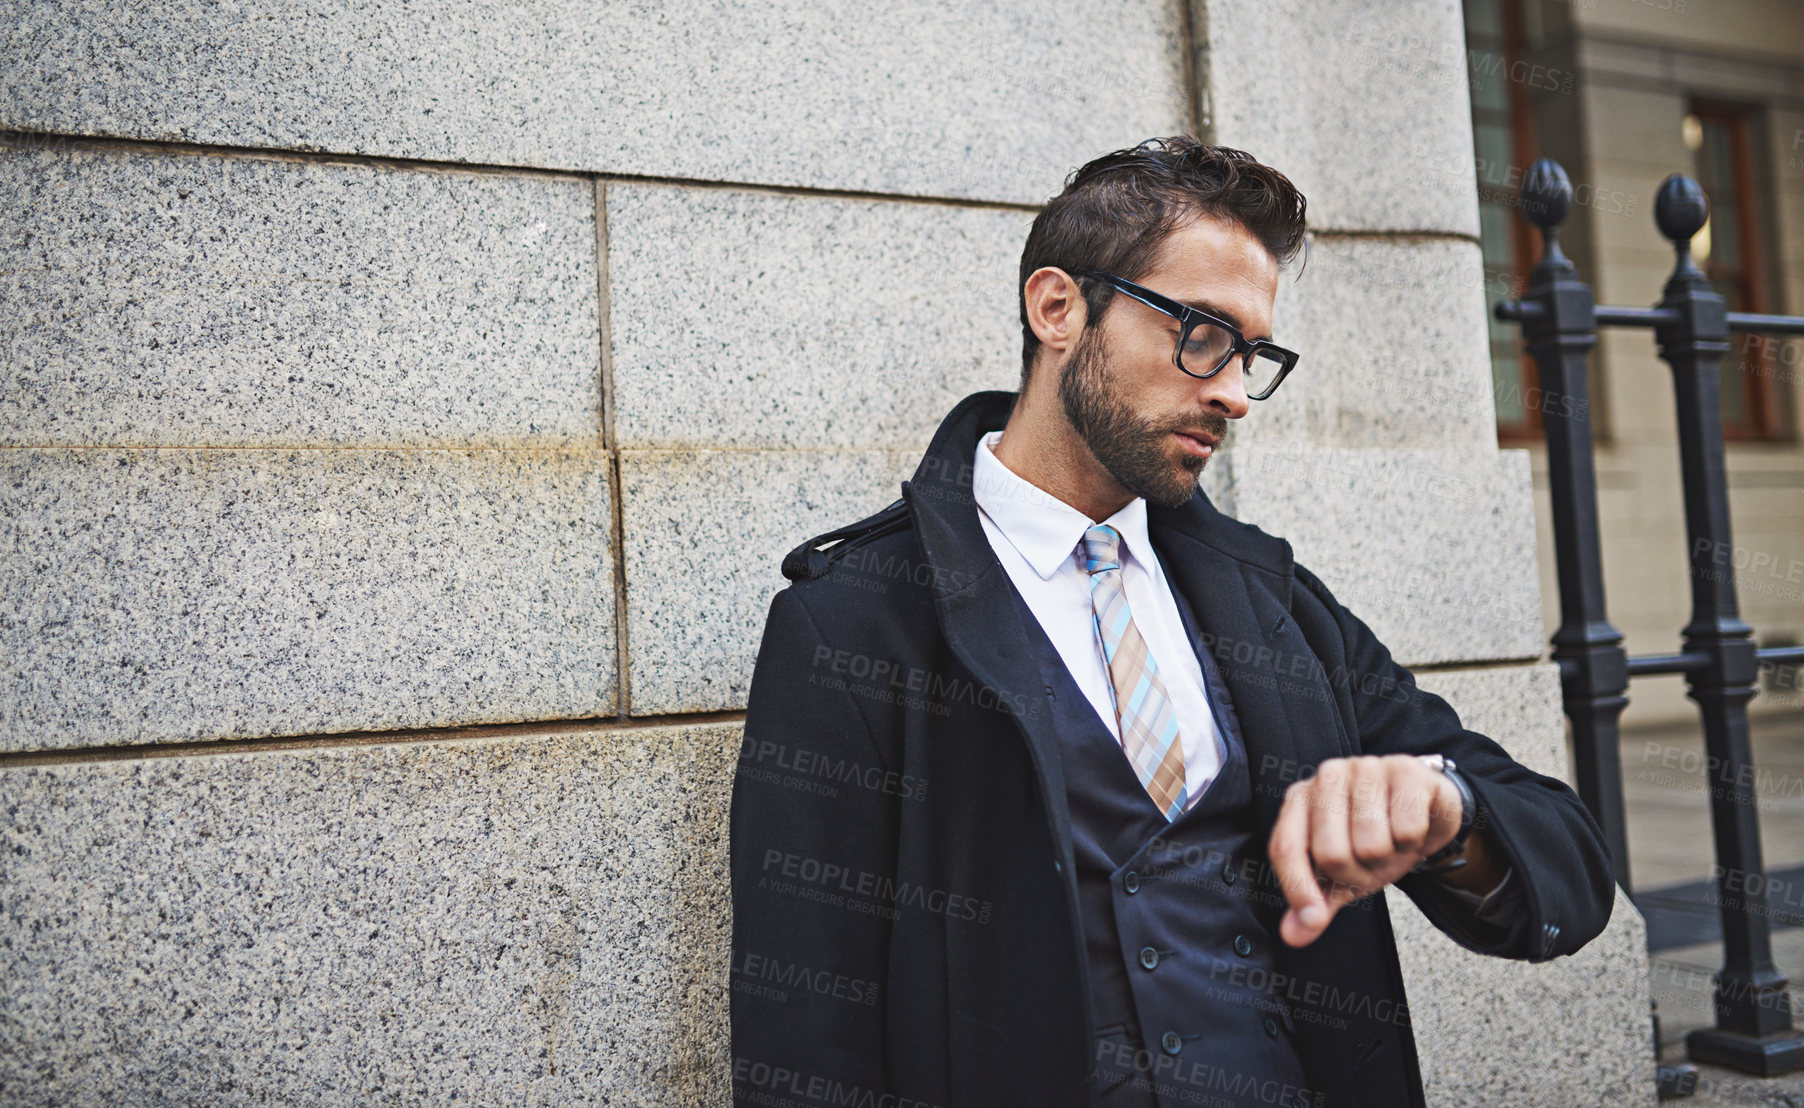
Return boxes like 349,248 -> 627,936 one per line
1520,158 -> 1572,230
1655,174 -> 1710,284
1519,158 -> 1573,267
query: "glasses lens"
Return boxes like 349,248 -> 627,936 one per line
1178,322 -> 1235,376
1244,347 -> 1289,398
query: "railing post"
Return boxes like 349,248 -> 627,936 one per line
1505,159 -> 1634,887
1654,174 -> 1804,1076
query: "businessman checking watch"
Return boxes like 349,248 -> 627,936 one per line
730,137 -> 1614,1108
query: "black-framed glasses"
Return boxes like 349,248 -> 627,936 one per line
1075,270 -> 1299,400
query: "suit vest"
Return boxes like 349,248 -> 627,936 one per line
1007,571 -> 1319,1108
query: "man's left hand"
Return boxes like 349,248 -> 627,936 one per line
1267,753 -> 1499,947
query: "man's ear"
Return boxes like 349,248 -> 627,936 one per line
1023,267 -> 1087,359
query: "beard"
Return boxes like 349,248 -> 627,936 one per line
1057,324 -> 1226,510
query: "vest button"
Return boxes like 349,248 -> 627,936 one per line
1124,871 -> 1140,894
1233,934 -> 1253,957
1264,1016 -> 1279,1038
1160,1031 -> 1182,1055
1139,946 -> 1159,970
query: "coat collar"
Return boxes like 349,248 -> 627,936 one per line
902,390 -> 1318,832
903,389 -> 1294,596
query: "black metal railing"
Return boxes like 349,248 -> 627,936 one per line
1494,159 -> 1804,1079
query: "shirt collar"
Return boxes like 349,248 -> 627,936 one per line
972,429 -> 1154,581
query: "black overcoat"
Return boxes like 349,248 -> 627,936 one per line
729,390 -> 1615,1108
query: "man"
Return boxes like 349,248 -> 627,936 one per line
729,138 -> 1614,1108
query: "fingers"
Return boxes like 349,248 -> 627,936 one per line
1388,756 -> 1433,856
1269,754 -> 1465,948
1424,769 -> 1465,854
1269,775 -> 1332,948
1346,756 -> 1395,875
1304,759 -> 1382,907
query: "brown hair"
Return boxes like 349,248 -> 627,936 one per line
1017,137 -> 1308,387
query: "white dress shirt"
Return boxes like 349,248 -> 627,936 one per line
971,429 -> 1225,811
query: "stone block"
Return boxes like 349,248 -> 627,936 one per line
1387,883 -> 1655,1107
0,721 -> 740,1106
1415,662 -> 1568,778
1229,236 -> 1499,453
0,141 -> 600,448
1199,0 -> 1482,236
606,184 -> 1026,450
618,449 -> 917,714
0,0 -> 1188,204
1,448 -> 616,751
1215,446 -> 1545,666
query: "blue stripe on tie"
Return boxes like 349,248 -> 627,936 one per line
1108,607 -> 1132,642
1124,673 -> 1152,718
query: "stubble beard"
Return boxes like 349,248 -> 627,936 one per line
1057,325 -> 1219,510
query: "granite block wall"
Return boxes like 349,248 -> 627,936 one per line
1,0 -> 1654,1102
0,0 -> 1186,203
1,142 -> 617,752
0,723 -> 740,1105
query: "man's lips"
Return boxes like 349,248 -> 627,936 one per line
1172,430 -> 1219,456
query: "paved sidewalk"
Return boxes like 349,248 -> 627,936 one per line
1624,711 -> 1804,1105
1650,928 -> 1804,1105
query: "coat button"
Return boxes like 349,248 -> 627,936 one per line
1221,862 -> 1237,885
1233,934 -> 1253,957
1124,870 -> 1140,894
1264,1016 -> 1279,1038
1053,859 -> 1062,874
1139,946 -> 1159,970
1161,1031 -> 1182,1055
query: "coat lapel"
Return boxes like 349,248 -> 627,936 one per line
901,392 -> 1077,867
1147,511 -> 1353,831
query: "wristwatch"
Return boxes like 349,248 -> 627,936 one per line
1413,753 -> 1476,874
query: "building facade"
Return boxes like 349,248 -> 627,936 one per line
1463,0 -> 1804,727
2,1 -> 1655,1103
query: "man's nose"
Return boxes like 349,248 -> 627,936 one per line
1200,358 -> 1252,420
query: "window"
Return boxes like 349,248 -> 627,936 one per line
1684,100 -> 1780,440
1465,0 -> 1542,441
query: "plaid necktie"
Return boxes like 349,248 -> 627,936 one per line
1082,525 -> 1188,820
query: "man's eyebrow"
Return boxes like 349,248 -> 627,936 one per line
1178,298 -> 1273,343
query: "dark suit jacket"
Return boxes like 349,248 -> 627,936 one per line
729,390 -> 1615,1108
